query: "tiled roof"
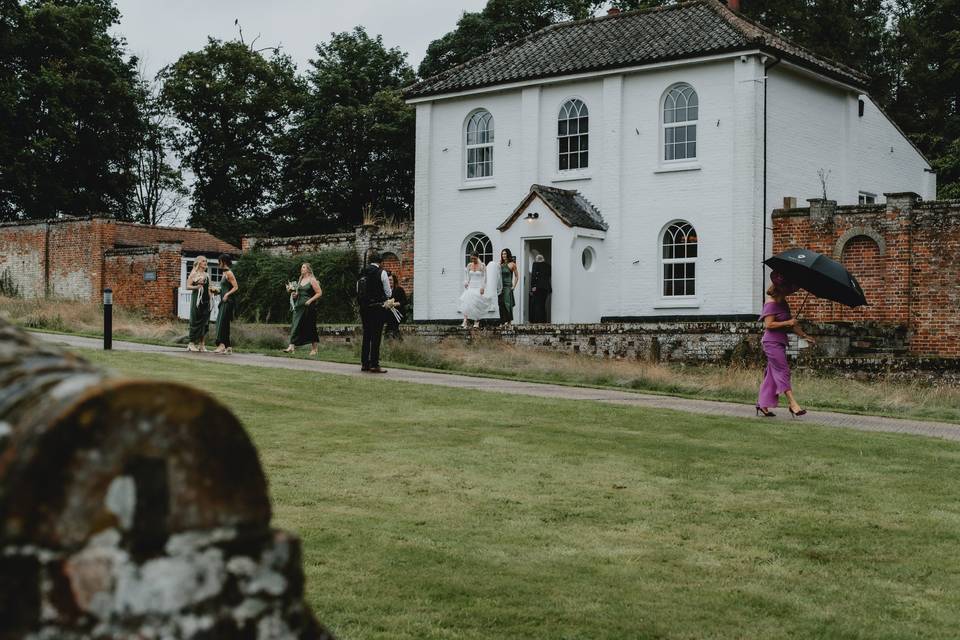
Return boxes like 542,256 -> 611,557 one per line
405,0 -> 867,99
499,185 -> 608,232
113,223 -> 241,255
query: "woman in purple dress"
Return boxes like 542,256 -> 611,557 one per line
757,279 -> 816,418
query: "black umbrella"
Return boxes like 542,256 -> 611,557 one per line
764,248 -> 867,308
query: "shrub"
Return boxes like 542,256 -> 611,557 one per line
0,270 -> 19,298
232,249 -> 360,324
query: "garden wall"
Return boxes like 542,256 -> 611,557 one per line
243,224 -> 414,295
312,320 -> 905,364
773,192 -> 960,356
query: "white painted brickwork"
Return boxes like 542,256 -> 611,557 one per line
412,55 -> 933,322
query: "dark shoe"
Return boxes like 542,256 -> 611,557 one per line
756,406 -> 776,418
368,367 -> 387,374
789,407 -> 807,418
361,367 -> 370,372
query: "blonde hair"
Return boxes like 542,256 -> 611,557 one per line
190,256 -> 208,282
300,262 -> 314,278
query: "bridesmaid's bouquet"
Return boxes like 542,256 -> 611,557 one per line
285,281 -> 298,311
209,284 -> 221,295
383,298 -> 402,322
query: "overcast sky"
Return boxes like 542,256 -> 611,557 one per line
112,0 -> 489,78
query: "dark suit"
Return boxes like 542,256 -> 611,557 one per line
529,261 -> 552,323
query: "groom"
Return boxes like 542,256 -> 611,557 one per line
357,250 -> 392,373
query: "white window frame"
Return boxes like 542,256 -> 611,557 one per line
557,98 -> 590,174
661,83 -> 699,165
858,191 -> 877,205
659,221 -> 698,300
463,232 -> 493,267
464,109 -> 494,182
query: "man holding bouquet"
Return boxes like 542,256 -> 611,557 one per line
357,251 -> 392,373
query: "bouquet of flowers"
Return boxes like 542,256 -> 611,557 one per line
285,281 -> 298,311
383,298 -> 402,322
209,284 -> 221,295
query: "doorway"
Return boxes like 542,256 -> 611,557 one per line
524,238 -> 552,323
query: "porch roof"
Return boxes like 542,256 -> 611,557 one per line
498,185 -> 608,232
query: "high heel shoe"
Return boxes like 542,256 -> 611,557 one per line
756,406 -> 776,418
789,407 -> 807,418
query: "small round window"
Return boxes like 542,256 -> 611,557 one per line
581,246 -> 596,271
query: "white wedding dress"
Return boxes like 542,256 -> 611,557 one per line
458,267 -> 488,320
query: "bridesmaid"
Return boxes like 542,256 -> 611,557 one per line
757,278 -> 816,418
498,248 -> 519,326
284,262 -> 323,356
214,254 -> 239,354
186,256 -> 211,352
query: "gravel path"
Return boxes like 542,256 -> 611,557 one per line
36,332 -> 960,442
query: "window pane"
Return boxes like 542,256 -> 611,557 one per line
581,136 -> 589,151
665,144 -> 675,161
558,120 -> 567,136
581,151 -> 588,167
687,142 -> 696,158
570,154 -> 580,170
664,280 -> 673,297
687,125 -> 697,141
569,119 -> 579,135
570,137 -> 579,152
559,137 -> 569,153
665,128 -> 675,144
688,105 -> 698,121
664,108 -> 675,124
559,155 -> 569,171
580,117 -> 589,134
675,127 -> 686,143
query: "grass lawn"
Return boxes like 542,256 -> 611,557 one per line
79,349 -> 960,640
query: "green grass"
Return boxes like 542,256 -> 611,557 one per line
80,349 -> 960,640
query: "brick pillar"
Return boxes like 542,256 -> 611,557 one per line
884,192 -> 920,216
807,199 -> 837,224
157,241 -> 183,318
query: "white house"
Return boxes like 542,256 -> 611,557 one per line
404,0 -> 935,324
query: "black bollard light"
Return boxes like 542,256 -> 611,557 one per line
103,288 -> 113,350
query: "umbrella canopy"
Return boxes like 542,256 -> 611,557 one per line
764,248 -> 867,308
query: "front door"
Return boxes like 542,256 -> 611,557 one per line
523,238 -> 552,323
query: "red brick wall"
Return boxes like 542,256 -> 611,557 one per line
103,243 -> 182,317
0,221 -> 48,297
773,195 -> 960,356
0,217 -> 230,318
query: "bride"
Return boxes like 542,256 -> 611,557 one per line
458,252 -> 501,328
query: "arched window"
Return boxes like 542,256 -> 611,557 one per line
464,232 -> 493,266
558,99 -> 589,171
661,222 -> 697,296
663,84 -> 698,162
465,110 -> 494,179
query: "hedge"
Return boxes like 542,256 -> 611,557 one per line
231,249 -> 360,324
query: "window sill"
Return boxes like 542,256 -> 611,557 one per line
654,299 -> 700,309
551,173 -> 592,183
654,162 -> 701,174
459,181 -> 496,191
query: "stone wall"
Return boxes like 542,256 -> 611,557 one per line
243,224 -> 415,295
310,320 -> 904,364
773,193 -> 960,356
0,320 -> 331,639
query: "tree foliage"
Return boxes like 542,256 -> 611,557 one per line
158,39 -> 304,242
0,0 -> 143,220
278,27 -> 415,234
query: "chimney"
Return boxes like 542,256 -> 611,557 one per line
726,0 -> 741,10
607,7 -> 621,16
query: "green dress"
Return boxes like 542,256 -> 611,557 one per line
215,270 -> 235,348
188,275 -> 211,342
499,263 -> 515,318
289,280 -> 319,346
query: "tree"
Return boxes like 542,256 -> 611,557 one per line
0,0 -> 143,221
888,0 -> 960,198
158,39 -> 304,242
127,73 -> 187,226
418,0 -> 609,79
279,27 -> 416,233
